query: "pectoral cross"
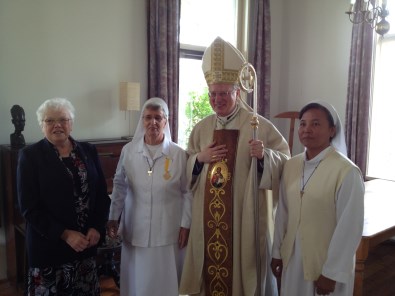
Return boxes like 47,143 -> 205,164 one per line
145,157 -> 157,177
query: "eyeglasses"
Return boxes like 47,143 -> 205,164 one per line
43,118 -> 71,126
208,90 -> 236,99
143,115 -> 165,123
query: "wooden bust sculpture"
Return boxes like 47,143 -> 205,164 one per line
10,104 -> 26,148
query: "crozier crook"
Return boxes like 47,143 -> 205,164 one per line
238,62 -> 262,296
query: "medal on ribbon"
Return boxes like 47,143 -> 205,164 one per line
163,157 -> 171,180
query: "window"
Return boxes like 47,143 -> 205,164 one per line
367,0 -> 395,180
178,0 -> 238,148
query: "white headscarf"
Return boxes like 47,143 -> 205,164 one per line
309,101 -> 348,156
131,97 -> 171,146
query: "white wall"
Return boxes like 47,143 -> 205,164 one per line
0,0 -> 147,145
270,0 -> 353,154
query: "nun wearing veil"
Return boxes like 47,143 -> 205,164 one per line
271,102 -> 364,296
107,97 -> 192,296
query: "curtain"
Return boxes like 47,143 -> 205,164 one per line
345,0 -> 374,179
148,0 -> 180,142
247,0 -> 271,118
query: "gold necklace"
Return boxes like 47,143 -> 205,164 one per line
300,160 -> 322,198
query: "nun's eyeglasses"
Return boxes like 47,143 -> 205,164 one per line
143,115 -> 165,123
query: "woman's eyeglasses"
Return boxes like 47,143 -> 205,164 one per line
43,118 -> 71,126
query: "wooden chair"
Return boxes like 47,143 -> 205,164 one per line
274,111 -> 299,155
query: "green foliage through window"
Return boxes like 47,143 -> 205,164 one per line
183,87 -> 213,147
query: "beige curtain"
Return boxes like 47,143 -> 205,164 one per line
345,0 -> 374,178
247,0 -> 271,118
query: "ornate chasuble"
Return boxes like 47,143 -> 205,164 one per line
204,129 -> 239,296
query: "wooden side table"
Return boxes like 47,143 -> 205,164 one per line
353,179 -> 395,296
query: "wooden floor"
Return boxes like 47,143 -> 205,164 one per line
1,240 -> 395,296
362,240 -> 395,296
99,277 -> 120,296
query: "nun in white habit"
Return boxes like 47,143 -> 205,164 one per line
107,97 -> 192,296
271,101 -> 364,296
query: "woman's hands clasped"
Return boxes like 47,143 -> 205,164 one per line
61,227 -> 101,252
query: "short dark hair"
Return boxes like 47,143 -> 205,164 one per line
299,102 -> 334,127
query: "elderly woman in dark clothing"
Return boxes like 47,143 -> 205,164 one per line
17,97 -> 110,295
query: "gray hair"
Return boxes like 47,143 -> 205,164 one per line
143,97 -> 169,119
36,98 -> 75,127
